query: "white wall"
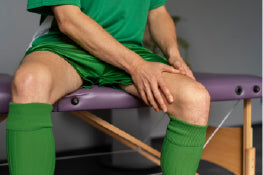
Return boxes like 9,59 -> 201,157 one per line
0,0 -> 261,161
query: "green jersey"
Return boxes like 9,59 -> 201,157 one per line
27,0 -> 168,49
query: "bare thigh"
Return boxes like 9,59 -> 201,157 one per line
119,72 -> 195,104
119,72 -> 210,125
12,51 -> 83,104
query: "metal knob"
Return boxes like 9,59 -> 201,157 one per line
71,97 -> 79,105
235,86 -> 243,95
253,85 -> 260,93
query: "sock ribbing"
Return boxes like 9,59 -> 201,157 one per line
7,102 -> 53,131
166,115 -> 208,147
161,115 -> 208,175
6,102 -> 55,175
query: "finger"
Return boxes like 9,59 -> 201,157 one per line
178,62 -> 191,78
191,72 -> 196,80
176,61 -> 187,75
158,78 -> 174,104
144,82 -> 160,112
173,60 -> 181,69
184,67 -> 196,80
161,64 -> 181,74
173,61 -> 186,74
138,86 -> 150,106
187,71 -> 195,80
151,81 -> 167,112
171,63 -> 186,75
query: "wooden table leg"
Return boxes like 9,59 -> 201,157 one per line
201,99 -> 258,175
243,99 -> 256,175
71,111 -> 199,175
71,111 -> 161,165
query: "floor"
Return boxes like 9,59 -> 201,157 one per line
0,124 -> 261,175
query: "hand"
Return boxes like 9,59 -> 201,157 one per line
130,60 -> 180,112
168,56 -> 196,80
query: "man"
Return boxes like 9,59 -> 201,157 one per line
6,0 -> 210,174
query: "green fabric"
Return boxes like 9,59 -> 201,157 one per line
6,103 -> 55,175
27,0 -> 81,15
27,0 -> 167,48
161,115 -> 208,175
150,0 -> 168,10
25,42 -> 170,89
25,0 -> 168,90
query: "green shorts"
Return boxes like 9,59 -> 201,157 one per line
25,42 -> 170,89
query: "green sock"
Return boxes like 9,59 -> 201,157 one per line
6,102 -> 55,175
161,115 -> 208,175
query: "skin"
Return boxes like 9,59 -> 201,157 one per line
12,51 -> 83,104
51,5 -> 182,112
12,5 -> 210,126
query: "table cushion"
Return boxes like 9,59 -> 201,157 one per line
54,86 -> 145,112
195,73 -> 262,101
0,73 -> 261,113
0,74 -> 12,114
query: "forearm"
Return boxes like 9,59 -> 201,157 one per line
52,5 -> 181,112
148,6 -> 181,59
148,6 -> 195,80
52,5 -> 144,74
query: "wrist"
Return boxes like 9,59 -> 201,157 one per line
165,44 -> 182,59
126,56 -> 146,75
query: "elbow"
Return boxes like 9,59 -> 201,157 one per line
57,19 -> 74,36
52,5 -> 81,36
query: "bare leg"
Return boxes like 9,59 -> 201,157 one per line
12,51 -> 83,104
120,72 -> 210,175
120,72 -> 210,125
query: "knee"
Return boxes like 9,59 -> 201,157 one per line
12,64 -> 52,102
185,82 -> 210,109
175,81 -> 210,125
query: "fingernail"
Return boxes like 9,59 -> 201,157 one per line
170,96 -> 174,103
163,108 -> 167,113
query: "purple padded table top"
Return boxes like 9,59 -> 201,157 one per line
0,73 -> 261,113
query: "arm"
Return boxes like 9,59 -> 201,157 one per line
52,5 -> 142,74
52,5 -> 179,112
147,6 -> 195,80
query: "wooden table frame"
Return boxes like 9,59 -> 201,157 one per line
0,99 -> 256,174
201,99 -> 255,175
